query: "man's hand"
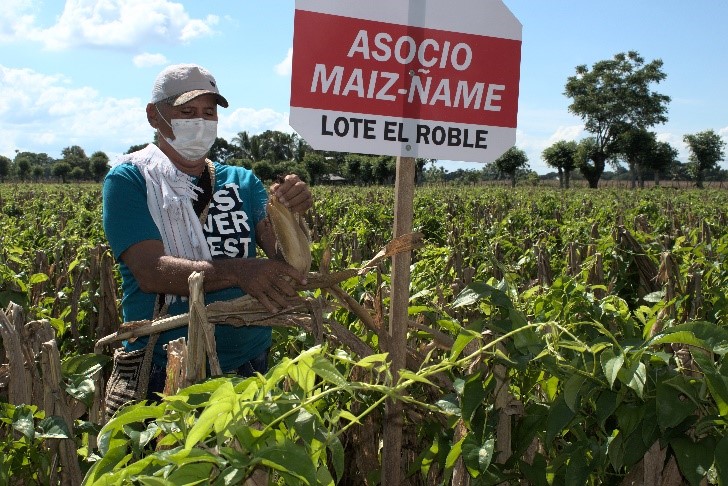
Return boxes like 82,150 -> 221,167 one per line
230,258 -> 307,313
271,174 -> 312,213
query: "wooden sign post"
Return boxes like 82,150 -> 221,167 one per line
382,156 -> 416,484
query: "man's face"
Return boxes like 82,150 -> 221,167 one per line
155,93 -> 219,140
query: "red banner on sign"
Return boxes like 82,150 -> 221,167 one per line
291,10 -> 521,128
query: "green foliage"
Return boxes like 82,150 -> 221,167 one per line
565,51 -> 671,187
3,184 -> 728,484
83,347 -> 382,485
684,130 -> 727,188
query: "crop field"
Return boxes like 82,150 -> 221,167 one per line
1,182 -> 728,485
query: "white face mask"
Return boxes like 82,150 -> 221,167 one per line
157,107 -> 217,161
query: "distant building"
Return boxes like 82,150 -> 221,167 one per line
321,174 -> 347,185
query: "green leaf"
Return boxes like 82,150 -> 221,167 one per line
462,437 -> 495,476
293,409 -> 316,445
461,372 -> 484,426
36,416 -> 70,439
651,321 -> 728,355
563,374 -> 585,413
162,447 -> 225,467
546,396 -> 575,444
101,402 -> 166,442
565,446 -> 590,486
670,437 -> 714,486
714,435 -> 728,484
436,398 -> 461,416
12,406 -> 35,440
65,374 -> 96,407
258,440 -> 318,485
510,309 -> 541,352
656,376 -> 698,431
28,273 -> 49,285
452,282 -> 513,309
327,433 -> 345,482
595,390 -> 619,430
617,359 -> 646,398
450,331 -> 477,360
354,353 -> 389,370
185,399 -> 232,450
137,478 -> 170,486
445,437 -> 464,469
166,462 -> 215,485
336,410 -> 360,425
600,348 -> 624,389
311,355 -> 349,388
62,353 -> 110,377
399,369 -> 436,387
691,351 -> 728,417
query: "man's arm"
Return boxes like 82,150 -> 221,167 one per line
121,239 -> 305,313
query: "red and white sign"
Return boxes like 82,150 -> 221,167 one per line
289,0 -> 522,163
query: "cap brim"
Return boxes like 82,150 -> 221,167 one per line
172,90 -> 229,108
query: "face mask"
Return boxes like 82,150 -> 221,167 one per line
157,107 -> 217,161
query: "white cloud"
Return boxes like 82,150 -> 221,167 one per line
133,52 -> 168,67
219,107 -> 292,141
275,48 -> 293,76
547,125 -> 584,144
4,0 -> 218,51
0,0 -> 36,42
180,15 -> 218,42
0,64 -> 150,158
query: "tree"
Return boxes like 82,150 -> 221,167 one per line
209,137 -> 242,164
61,145 -> 90,179
12,152 -> 55,180
293,138 -> 311,163
542,140 -> 578,188
564,51 -> 670,188
684,130 -> 727,188
648,141 -> 679,186
251,160 -> 275,182
31,165 -> 44,182
90,151 -> 110,182
126,144 -> 148,154
69,167 -> 86,181
302,152 -> 329,186
15,158 -> 30,182
254,130 -> 295,164
232,131 -> 254,160
0,155 -> 10,182
53,162 -> 72,183
422,161 -> 446,183
615,128 -> 656,188
494,146 -> 528,187
372,156 -> 396,184
343,154 -> 362,183
575,137 -> 601,185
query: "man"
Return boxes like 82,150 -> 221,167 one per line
102,63 -> 311,409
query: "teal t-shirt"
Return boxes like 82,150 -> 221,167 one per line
102,158 -> 272,371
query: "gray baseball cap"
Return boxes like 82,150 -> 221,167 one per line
151,64 -> 229,108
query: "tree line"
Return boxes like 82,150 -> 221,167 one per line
475,51 -> 726,189
0,130 -> 429,186
1,51 -> 725,187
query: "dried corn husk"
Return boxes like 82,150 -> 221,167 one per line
267,196 -> 312,273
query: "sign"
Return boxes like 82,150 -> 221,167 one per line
290,0 -> 522,163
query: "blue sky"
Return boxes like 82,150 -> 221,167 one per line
1,0 -> 726,174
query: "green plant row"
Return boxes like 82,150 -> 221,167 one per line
1,183 -> 728,484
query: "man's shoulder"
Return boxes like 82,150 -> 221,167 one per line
104,160 -> 145,187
